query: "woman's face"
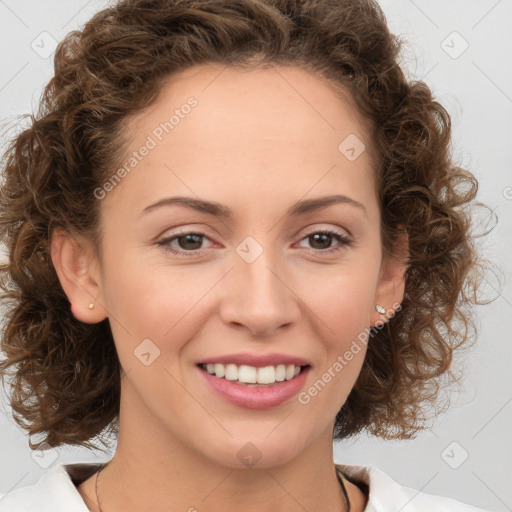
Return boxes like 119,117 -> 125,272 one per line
66,64 -> 404,468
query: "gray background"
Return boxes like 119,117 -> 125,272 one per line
0,0 -> 511,510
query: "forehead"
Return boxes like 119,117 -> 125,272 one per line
103,63 -> 377,219
128,62 -> 372,148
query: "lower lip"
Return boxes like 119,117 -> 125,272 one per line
198,366 -> 311,409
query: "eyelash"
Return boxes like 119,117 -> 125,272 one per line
157,229 -> 352,256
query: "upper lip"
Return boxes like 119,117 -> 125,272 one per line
197,352 -> 311,368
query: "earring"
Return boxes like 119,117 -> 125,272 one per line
375,304 -> 386,314
88,303 -> 95,310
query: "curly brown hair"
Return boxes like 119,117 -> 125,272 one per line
0,0 -> 486,451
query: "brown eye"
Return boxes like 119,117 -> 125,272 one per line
157,232 -> 212,254
298,230 -> 352,254
174,233 -> 204,251
308,232 -> 334,250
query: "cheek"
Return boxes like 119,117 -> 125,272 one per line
102,248 -> 179,324
296,275 -> 373,419
297,263 -> 378,399
101,255 -> 217,360
301,262 -> 379,338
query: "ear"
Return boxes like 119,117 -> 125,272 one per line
371,231 -> 409,327
50,228 -> 107,324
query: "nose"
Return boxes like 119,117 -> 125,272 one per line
219,245 -> 299,337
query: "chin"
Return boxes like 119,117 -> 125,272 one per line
199,430 -> 311,470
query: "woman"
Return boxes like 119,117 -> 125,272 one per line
0,0 -> 492,510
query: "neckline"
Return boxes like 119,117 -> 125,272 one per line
65,462 -> 370,504
336,465 -> 370,497
66,462 -> 105,487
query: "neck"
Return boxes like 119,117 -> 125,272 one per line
91,381 -> 353,512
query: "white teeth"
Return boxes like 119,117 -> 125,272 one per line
256,366 -> 275,384
202,362 -> 305,384
224,363 -> 238,381
214,363 -> 225,378
275,364 -> 286,382
285,364 -> 295,380
238,365 -> 257,383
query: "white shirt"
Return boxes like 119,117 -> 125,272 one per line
0,462 -> 492,511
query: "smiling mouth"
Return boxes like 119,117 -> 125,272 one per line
198,363 -> 310,386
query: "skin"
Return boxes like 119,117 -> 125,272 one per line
51,63 -> 407,511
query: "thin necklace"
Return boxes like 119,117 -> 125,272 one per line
337,469 -> 352,511
95,463 -> 351,512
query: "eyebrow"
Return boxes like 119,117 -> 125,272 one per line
141,194 -> 367,218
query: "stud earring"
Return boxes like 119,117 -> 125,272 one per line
375,304 -> 386,314
88,303 -> 95,310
